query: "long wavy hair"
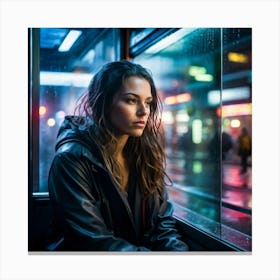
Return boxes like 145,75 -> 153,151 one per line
75,60 -> 169,198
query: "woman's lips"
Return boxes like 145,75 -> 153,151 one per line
133,121 -> 146,128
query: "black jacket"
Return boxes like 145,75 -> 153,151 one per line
47,116 -> 189,251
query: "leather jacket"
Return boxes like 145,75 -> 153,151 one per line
47,116 -> 189,251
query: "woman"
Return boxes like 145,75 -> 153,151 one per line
47,60 -> 189,251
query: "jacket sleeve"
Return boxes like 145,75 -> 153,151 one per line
48,152 -> 149,251
143,190 -> 189,251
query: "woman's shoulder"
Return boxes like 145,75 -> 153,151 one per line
55,139 -> 103,166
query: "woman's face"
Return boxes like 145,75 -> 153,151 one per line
110,76 -> 153,138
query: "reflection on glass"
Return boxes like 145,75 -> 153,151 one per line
133,27 -> 222,227
133,28 -> 252,250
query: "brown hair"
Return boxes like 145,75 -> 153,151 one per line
75,60 -> 169,198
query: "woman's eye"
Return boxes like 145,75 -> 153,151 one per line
125,98 -> 137,104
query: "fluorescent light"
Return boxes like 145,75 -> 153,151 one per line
40,71 -> 92,87
145,28 -> 196,54
58,30 -> 82,52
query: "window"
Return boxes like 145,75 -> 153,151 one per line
132,28 -> 252,251
29,28 -> 121,193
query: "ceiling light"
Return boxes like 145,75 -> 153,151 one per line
40,71 -> 92,87
145,28 -> 196,53
58,30 -> 82,52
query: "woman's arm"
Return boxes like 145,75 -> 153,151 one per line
143,190 -> 189,251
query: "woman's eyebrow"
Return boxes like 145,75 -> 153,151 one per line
122,92 -> 153,100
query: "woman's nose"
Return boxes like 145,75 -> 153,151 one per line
137,103 -> 149,116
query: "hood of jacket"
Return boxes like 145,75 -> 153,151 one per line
55,116 -> 104,166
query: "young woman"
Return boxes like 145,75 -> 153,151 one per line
47,60 -> 189,251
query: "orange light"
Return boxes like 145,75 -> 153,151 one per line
216,103 -> 252,117
39,106 -> 47,116
165,96 -> 177,105
177,93 -> 191,103
228,52 -> 248,63
216,107 -> 221,116
165,93 -> 191,105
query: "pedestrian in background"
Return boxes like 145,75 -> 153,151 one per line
237,127 -> 251,174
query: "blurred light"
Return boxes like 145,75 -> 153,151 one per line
39,105 -> 47,116
55,110 -> 66,119
40,71 -> 92,87
58,30 -> 82,52
177,93 -> 191,103
208,86 -> 250,106
189,66 -> 212,82
145,28 -> 196,53
164,93 -> 191,105
216,103 -> 252,117
231,119 -> 241,128
223,118 -> 231,126
165,96 -> 177,105
194,74 -> 213,82
188,66 -> 206,76
192,119 -> 202,144
228,52 -> 248,63
47,118 -> 56,127
55,110 -> 66,126
162,111 -> 174,125
176,124 -> 189,134
175,110 -> 190,122
192,161 -> 203,173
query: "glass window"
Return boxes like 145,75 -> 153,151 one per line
132,28 -> 252,251
33,28 -> 120,193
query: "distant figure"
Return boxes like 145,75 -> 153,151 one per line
207,130 -> 232,193
208,130 -> 233,161
237,127 -> 251,173
222,131 -> 233,160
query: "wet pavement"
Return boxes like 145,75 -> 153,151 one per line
221,164 -> 251,236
